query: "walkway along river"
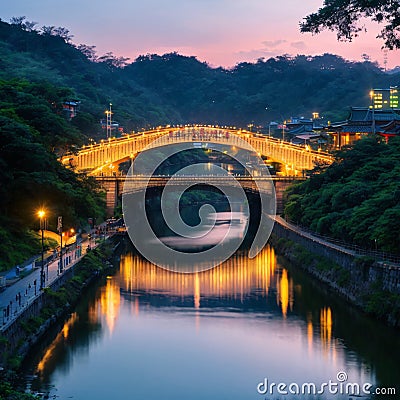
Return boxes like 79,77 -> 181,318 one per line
21,239 -> 399,400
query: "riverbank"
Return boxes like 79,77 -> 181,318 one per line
0,237 -> 121,399
269,220 -> 400,328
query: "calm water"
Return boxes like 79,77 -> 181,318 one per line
24,243 -> 400,399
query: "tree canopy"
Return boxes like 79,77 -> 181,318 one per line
284,136 -> 400,254
0,79 -> 105,270
0,19 -> 398,135
301,0 -> 400,50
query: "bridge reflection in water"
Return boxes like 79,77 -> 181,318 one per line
29,241 -> 397,400
119,245 -> 279,306
89,245 -> 335,358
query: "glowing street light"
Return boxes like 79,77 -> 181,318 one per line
369,90 -> 376,134
37,209 -> 46,290
58,216 -> 63,274
105,103 -> 113,139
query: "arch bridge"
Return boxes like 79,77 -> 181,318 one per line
61,126 -> 333,215
62,125 -> 334,175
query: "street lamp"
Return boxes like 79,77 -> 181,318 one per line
38,209 -> 46,290
105,103 -> 113,139
58,216 -> 63,274
282,120 -> 287,142
369,90 -> 376,135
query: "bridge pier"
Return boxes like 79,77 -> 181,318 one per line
274,180 -> 294,215
98,178 -> 120,217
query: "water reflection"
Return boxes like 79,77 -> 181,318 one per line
159,211 -> 248,252
36,313 -> 78,374
89,276 -> 121,335
25,244 -> 400,400
320,307 -> 333,352
119,245 -> 277,308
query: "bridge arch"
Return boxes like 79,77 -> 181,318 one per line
62,126 -> 334,176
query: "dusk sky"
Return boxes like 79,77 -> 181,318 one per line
2,0 -> 400,69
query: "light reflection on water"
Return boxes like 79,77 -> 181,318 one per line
24,244 -> 400,400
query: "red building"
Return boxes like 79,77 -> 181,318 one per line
327,107 -> 400,148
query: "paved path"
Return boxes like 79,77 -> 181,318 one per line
0,236 -> 99,329
273,215 -> 400,265
274,215 -> 357,256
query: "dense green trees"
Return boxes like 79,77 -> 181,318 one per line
0,19 -> 399,133
0,79 -> 105,270
284,136 -> 400,253
122,52 -> 389,125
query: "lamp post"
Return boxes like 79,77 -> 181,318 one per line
38,209 -> 46,290
58,216 -> 63,274
105,103 -> 113,139
282,120 -> 286,142
70,228 -> 76,260
370,90 -> 376,135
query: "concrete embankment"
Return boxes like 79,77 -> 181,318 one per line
0,236 -> 122,367
271,217 -> 400,327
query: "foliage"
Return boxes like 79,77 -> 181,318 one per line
0,20 -> 398,134
0,79 -> 105,271
0,380 -> 36,400
301,0 -> 400,50
364,283 -> 400,322
284,136 -> 400,253
122,52 -> 387,126
0,227 -> 41,271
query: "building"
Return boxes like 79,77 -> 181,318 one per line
62,101 -> 80,119
370,87 -> 399,109
327,88 -> 400,148
285,115 -> 326,146
100,119 -> 124,136
377,120 -> 400,142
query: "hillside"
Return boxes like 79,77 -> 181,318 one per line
284,136 -> 400,254
1,20 -> 399,135
0,79 -> 105,271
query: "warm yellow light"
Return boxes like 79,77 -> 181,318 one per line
38,210 -> 45,219
70,228 -> 75,234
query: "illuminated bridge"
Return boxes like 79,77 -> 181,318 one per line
61,126 -> 333,214
62,125 -> 334,175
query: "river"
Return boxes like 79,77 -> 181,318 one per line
23,242 -> 399,399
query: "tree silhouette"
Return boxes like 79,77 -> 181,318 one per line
10,16 -> 38,32
301,0 -> 400,49
76,44 -> 97,61
98,52 -> 130,68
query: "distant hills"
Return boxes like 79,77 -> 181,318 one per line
1,19 -> 399,137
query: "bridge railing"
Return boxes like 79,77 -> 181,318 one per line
282,217 -> 400,264
95,174 -> 306,182
62,125 -> 334,172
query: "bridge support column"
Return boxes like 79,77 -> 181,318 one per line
274,180 -> 294,215
98,178 -> 119,217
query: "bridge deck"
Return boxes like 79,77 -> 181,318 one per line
62,126 -> 334,174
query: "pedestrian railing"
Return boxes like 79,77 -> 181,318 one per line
279,217 -> 400,265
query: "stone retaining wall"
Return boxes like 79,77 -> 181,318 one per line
272,219 -> 400,295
